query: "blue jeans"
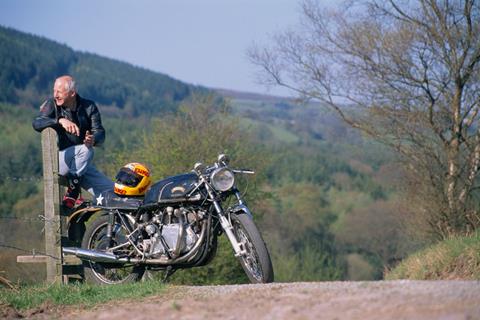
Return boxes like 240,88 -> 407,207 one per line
58,144 -> 113,197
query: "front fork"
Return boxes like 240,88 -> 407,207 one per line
212,200 -> 246,257
209,189 -> 247,257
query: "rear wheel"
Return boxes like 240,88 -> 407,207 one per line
81,215 -> 145,285
231,213 -> 274,283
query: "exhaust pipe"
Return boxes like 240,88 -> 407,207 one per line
63,247 -> 128,264
62,218 -> 208,265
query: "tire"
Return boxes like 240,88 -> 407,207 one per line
231,213 -> 274,283
81,215 -> 145,285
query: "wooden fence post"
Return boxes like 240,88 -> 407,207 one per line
41,128 -> 64,284
17,128 -> 82,283
16,128 -> 65,283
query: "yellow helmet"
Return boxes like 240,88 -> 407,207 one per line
114,162 -> 151,196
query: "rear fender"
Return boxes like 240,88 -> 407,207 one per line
67,206 -> 103,246
67,206 -> 103,228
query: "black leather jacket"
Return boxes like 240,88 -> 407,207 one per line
32,94 -> 105,151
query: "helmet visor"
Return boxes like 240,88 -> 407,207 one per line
115,168 -> 142,187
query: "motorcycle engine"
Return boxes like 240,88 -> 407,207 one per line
142,206 -> 201,258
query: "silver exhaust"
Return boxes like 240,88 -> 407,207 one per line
63,247 -> 128,264
62,219 -> 208,265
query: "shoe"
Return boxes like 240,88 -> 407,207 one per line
62,193 -> 84,209
62,195 -> 76,209
75,194 -> 85,206
62,174 -> 81,208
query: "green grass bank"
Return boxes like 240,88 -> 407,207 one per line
385,232 -> 480,280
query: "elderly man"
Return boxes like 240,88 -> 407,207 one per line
33,75 -> 113,208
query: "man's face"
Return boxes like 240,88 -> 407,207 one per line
53,80 -> 75,106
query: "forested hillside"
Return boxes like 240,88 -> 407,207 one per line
0,26 -> 417,284
0,25 -> 203,115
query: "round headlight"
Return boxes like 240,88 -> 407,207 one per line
210,168 -> 235,191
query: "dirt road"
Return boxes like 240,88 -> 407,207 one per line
31,281 -> 480,319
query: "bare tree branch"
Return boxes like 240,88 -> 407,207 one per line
249,0 -> 480,237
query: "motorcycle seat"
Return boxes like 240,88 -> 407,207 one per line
94,190 -> 143,210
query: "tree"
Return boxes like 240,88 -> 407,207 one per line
109,94 -> 267,284
249,0 -> 480,239
335,200 -> 413,271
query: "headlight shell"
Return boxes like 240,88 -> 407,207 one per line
210,167 -> 235,192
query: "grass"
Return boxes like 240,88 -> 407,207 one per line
236,117 -> 300,144
385,231 -> 480,280
0,280 -> 166,311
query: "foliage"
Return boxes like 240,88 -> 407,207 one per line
335,199 -> 414,268
71,53 -> 203,116
385,231 -> 480,280
105,93 -> 268,186
0,93 -> 408,284
253,128 -> 407,280
0,27 -> 75,106
250,0 -> 480,239
0,103 -> 42,216
0,25 -> 201,115
270,240 -> 342,282
0,24 -> 418,284
0,281 -> 165,311
106,94 -> 266,284
259,182 -> 342,281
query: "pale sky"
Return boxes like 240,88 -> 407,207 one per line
0,0 -> 311,97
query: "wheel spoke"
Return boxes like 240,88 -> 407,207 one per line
88,222 -> 138,284
235,223 -> 263,281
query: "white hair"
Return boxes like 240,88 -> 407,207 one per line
55,76 -> 76,93
64,79 -> 76,92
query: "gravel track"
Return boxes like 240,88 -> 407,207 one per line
21,280 -> 480,319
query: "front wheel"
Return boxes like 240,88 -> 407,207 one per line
81,214 -> 145,285
231,213 -> 274,283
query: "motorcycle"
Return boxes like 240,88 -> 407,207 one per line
63,154 -> 274,284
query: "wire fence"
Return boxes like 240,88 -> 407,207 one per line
0,243 -> 59,261
0,176 -> 43,182
0,213 -> 60,235
0,215 -> 50,284
0,213 -> 60,260
0,176 -> 60,284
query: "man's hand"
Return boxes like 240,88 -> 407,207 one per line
84,130 -> 95,147
59,118 -> 80,136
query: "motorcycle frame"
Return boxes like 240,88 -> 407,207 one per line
65,162 -> 253,268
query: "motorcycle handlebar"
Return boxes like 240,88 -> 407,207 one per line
232,169 -> 255,175
195,165 -> 255,176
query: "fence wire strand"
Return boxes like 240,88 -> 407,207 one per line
0,175 -> 44,182
0,243 -> 60,260
0,214 -> 62,262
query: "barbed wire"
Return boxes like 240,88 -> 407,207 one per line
0,214 -> 62,236
0,243 -> 60,260
0,175 -> 44,182
0,214 -> 59,223
0,216 -> 62,258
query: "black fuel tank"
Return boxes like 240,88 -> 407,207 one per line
144,172 -> 201,204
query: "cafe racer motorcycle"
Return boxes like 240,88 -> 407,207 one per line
63,154 -> 274,284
